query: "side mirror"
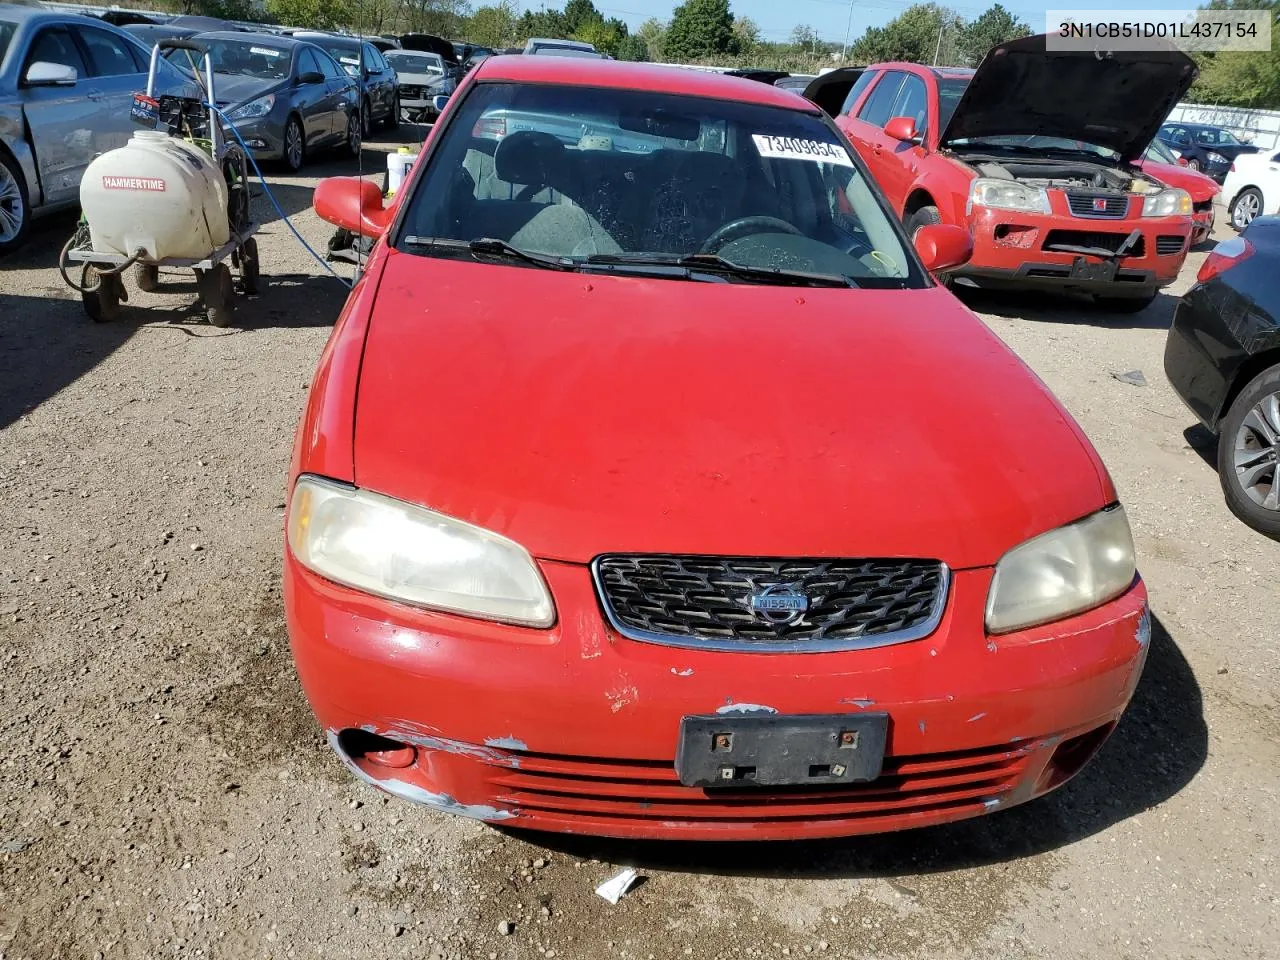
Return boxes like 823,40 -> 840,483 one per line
24,61 -> 78,86
299,70 -> 324,84
884,115 -> 921,145
432,94 -> 449,113
914,223 -> 972,274
314,176 -> 391,239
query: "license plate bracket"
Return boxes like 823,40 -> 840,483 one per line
675,713 -> 889,788
1070,256 -> 1118,282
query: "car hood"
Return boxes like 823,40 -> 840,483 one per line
938,33 -> 1198,162
1137,159 -> 1219,201
352,253 -> 1111,568
214,74 -> 282,108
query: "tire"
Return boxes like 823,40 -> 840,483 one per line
1187,157 -> 1202,172
346,110 -> 362,158
361,99 -> 372,139
0,149 -> 31,257
1229,187 -> 1263,231
199,264 -> 236,327
135,263 -> 160,292
1217,363 -> 1280,540
239,237 -> 260,296
1095,293 -> 1157,314
386,92 -> 400,129
282,116 -> 305,173
904,204 -> 942,239
81,265 -> 123,323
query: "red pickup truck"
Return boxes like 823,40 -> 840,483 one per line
822,35 -> 1200,312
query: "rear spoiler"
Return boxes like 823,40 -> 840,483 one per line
803,67 -> 866,118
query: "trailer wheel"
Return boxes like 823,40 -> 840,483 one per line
239,237 -> 260,295
81,264 -> 123,323
200,264 -> 236,327
135,263 -> 160,292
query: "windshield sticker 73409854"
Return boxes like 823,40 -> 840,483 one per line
752,134 -> 853,167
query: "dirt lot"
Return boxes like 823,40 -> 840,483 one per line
1,126 -> 1278,960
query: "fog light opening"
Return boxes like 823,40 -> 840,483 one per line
337,728 -> 417,769
1041,721 -> 1116,792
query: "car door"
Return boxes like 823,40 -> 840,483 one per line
295,48 -> 335,144
17,24 -> 98,205
874,71 -> 929,208
73,25 -> 150,156
313,49 -> 351,142
842,71 -> 907,204
363,44 -> 391,119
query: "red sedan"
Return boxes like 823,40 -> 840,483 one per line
1137,138 -> 1221,246
286,55 -> 1148,840
832,35 -> 1198,312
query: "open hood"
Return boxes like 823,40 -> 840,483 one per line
803,67 -> 865,119
938,33 -> 1198,162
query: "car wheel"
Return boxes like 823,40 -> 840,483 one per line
1217,363 -> 1280,540
0,149 -> 31,257
1230,187 -> 1263,231
1187,157 -> 1202,172
1095,292 -> 1157,314
904,204 -> 942,239
282,116 -> 305,172
346,111 -> 362,158
387,92 -> 400,129
361,100 -> 372,139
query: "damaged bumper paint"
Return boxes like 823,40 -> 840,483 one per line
286,552 -> 1151,841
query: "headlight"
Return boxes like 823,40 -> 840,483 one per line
1142,188 -> 1192,217
227,94 -> 275,121
966,177 -> 1050,214
985,505 -> 1136,634
287,476 -> 555,627
1206,151 -> 1227,164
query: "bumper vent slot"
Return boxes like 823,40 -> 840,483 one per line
1156,235 -> 1186,256
593,555 -> 947,652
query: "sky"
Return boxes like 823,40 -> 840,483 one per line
549,1 -> 1219,46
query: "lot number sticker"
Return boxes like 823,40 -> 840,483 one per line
753,134 -> 853,167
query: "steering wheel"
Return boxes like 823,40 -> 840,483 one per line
699,216 -> 802,253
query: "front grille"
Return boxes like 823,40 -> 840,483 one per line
1043,229 -> 1145,257
399,84 -> 422,98
1156,235 -> 1186,256
593,555 -> 947,651
1066,192 -> 1130,219
487,741 -> 1035,828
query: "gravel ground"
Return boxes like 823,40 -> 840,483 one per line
1,126 -> 1277,960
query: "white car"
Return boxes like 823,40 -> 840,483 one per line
1223,148 -> 1280,230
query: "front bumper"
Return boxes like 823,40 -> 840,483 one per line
955,202 -> 1193,297
286,553 -> 1151,840
220,116 -> 282,159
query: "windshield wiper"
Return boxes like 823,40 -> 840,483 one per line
401,236 -> 576,271
583,252 -> 856,288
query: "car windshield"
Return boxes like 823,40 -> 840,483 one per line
398,83 -> 919,288
318,42 -> 361,75
949,134 -> 1120,160
388,52 -> 442,75
936,77 -> 969,132
167,38 -> 292,80
0,20 -> 15,63
1145,138 -> 1179,164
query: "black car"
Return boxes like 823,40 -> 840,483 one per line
1157,122 -> 1260,181
398,33 -> 461,79
291,32 -> 399,136
1165,215 -> 1280,540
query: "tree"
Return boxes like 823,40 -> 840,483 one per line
467,1 -> 518,47
732,15 -> 760,54
518,7 -> 571,39
403,0 -> 472,35
636,17 -> 667,60
663,0 -> 738,61
850,4 -> 960,65
956,3 -> 1030,65
266,0 -> 352,30
574,16 -> 624,55
563,0 -> 600,32
1189,0 -> 1280,109
615,33 -> 649,60
790,24 -> 819,50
